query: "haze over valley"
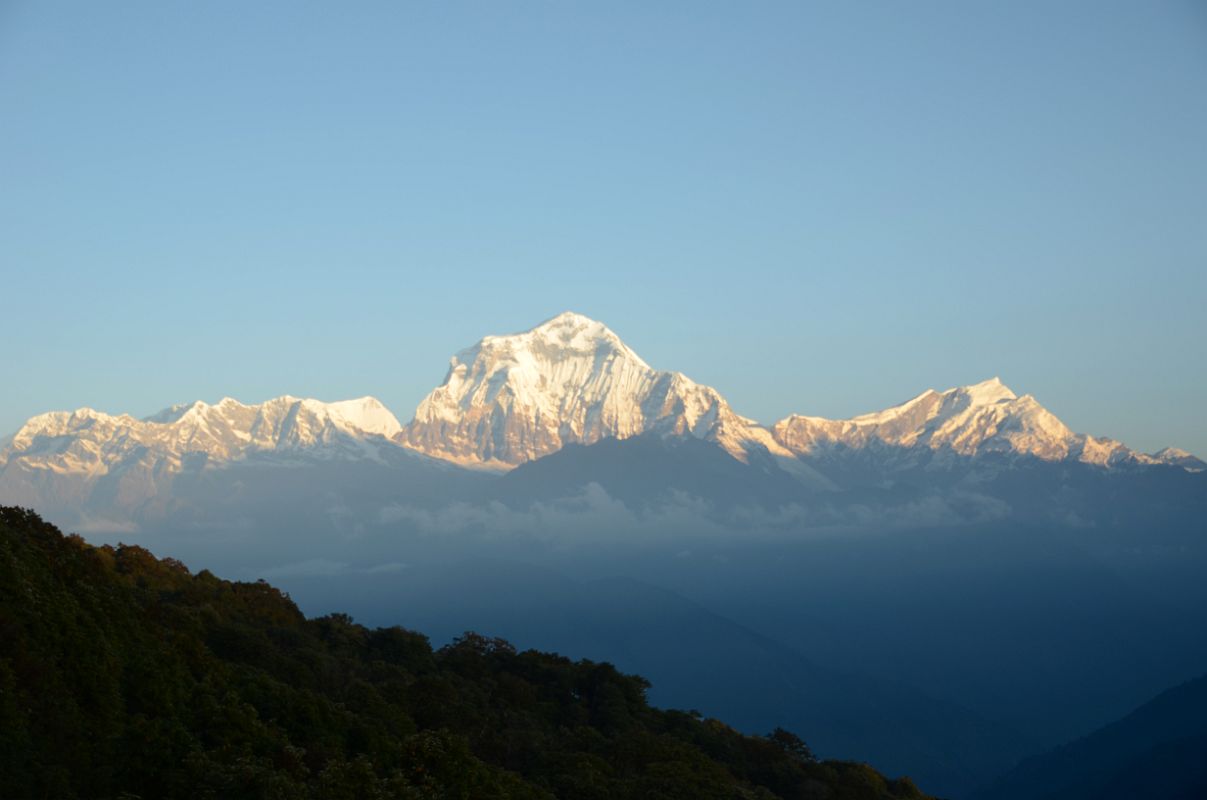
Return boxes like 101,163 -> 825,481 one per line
4,313 -> 1205,797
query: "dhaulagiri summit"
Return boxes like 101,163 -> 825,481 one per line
398,311 -> 794,467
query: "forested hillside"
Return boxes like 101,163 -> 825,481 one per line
0,507 -> 931,800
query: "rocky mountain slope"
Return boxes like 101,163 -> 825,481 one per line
397,311 -> 794,467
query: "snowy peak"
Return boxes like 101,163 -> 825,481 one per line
771,378 -> 1140,466
1,395 -> 403,477
1149,447 -> 1206,472
299,396 -> 403,440
827,378 -> 1019,435
958,377 -> 1017,406
141,394 -> 403,450
398,312 -> 786,466
398,319 -> 1188,474
489,311 -> 649,366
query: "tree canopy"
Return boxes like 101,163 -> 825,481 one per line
0,507 -> 930,800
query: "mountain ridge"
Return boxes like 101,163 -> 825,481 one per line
397,311 -> 796,467
1,395 -> 404,476
1,313 -> 1200,485
769,376 -> 1184,469
973,672 -> 1207,800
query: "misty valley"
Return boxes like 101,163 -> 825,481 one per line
3,314 -> 1206,798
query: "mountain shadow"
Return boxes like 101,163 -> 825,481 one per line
493,434 -> 822,511
973,672 -> 1207,800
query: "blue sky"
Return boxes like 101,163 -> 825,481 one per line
2,1 -> 1205,455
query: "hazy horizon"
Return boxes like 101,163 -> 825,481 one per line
2,308 -> 1201,457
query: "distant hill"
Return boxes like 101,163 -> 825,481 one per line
974,673 -> 1207,800
0,506 -> 932,800
286,556 -> 1035,797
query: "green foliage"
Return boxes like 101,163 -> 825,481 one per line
0,507 -> 932,799
769,727 -> 818,764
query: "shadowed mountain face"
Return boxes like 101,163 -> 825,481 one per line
492,435 -> 816,511
973,673 -> 1207,800
491,432 -> 1207,531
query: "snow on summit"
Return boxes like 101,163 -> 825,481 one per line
0,395 -> 403,478
398,311 -> 792,466
769,377 -> 1168,468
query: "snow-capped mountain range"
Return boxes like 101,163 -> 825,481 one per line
2,396 -> 404,477
398,312 -> 793,467
771,377 -> 1176,468
0,312 -> 1201,504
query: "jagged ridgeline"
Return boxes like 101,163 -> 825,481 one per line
0,507 -> 930,800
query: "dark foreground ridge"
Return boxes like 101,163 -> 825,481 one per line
0,507 -> 931,800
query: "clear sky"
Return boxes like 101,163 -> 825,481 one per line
2,1 -> 1205,455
